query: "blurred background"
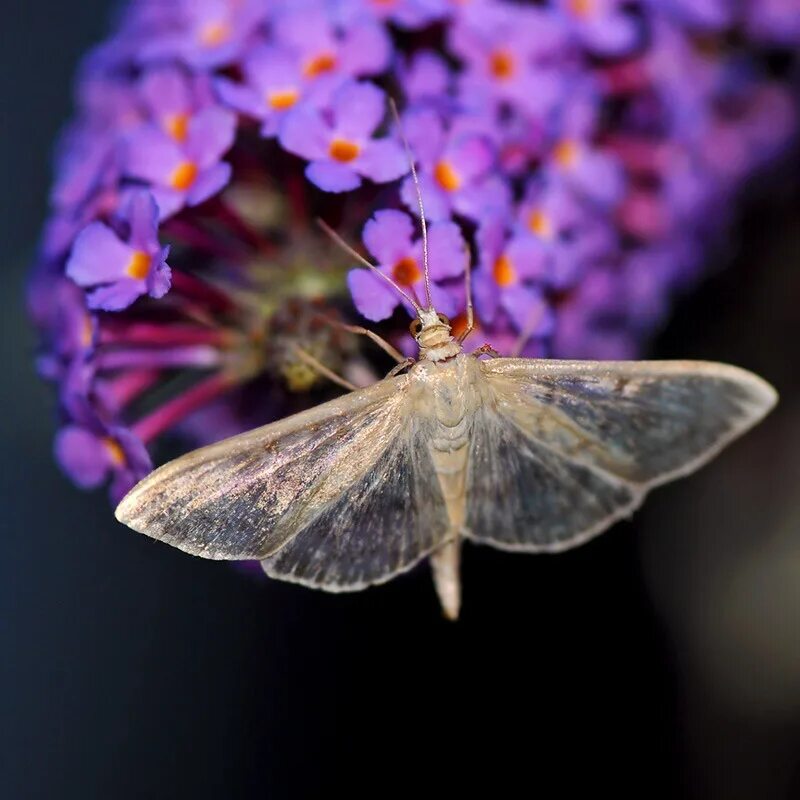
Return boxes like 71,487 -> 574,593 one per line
1,3 -> 799,799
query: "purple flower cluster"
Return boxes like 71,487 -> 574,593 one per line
29,0 -> 800,501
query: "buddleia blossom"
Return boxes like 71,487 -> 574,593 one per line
28,0 -> 800,501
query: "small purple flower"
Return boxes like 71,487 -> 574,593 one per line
473,216 -> 554,336
338,0 -> 447,31
215,46 -> 307,137
747,0 -> 800,45
138,0 -> 268,69
347,208 -> 467,321
400,50 -> 453,106
29,274 -> 96,380
399,107 -> 509,221
124,105 -> 236,218
279,81 -> 407,192
138,66 -> 216,143
25,0 -> 800,513
272,7 -> 391,98
542,85 -> 626,207
55,422 -> 152,503
449,4 -> 565,119
66,191 -> 171,311
517,177 -> 617,289
555,0 -> 641,56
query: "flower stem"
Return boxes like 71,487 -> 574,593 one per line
132,371 -> 239,444
106,369 -> 161,408
97,345 -> 222,371
171,269 -> 237,313
208,197 -> 276,255
100,321 -> 236,348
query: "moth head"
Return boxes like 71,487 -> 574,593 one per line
410,308 -> 453,350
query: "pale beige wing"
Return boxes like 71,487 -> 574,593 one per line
116,375 -> 451,588
465,358 -> 777,552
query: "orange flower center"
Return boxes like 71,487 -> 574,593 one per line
126,250 -> 151,280
434,160 -> 461,192
80,316 -> 94,348
493,254 -> 516,286
328,138 -> 360,163
392,256 -> 422,286
165,112 -> 190,142
303,52 -> 337,78
200,21 -> 232,47
170,161 -> 199,191
528,209 -> 554,239
104,437 -> 126,467
489,49 -> 515,80
267,88 -> 300,110
567,0 -> 595,18
553,139 -> 580,168
450,311 -> 479,340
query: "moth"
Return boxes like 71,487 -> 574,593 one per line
115,143 -> 777,620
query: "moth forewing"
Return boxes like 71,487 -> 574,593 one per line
115,373 -> 418,561
461,358 -> 777,554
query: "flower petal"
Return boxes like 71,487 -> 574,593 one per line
186,162 -> 232,206
214,77 -> 265,119
355,138 -> 409,183
66,222 -> 135,286
125,126 -> 183,185
400,173 -> 451,221
363,209 -> 415,266
306,160 -> 362,192
333,81 -> 387,139
339,19 -> 392,76
125,190 -> 161,252
347,268 -> 399,321
279,105 -> 329,160
55,426 -> 109,488
425,221 -> 468,281
186,106 -> 236,168
87,279 -> 146,311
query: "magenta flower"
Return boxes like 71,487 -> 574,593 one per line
279,81 -> 407,192
347,209 -> 468,321
66,191 -> 171,311
124,105 -> 236,218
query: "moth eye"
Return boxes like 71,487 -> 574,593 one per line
437,313 -> 450,326
409,319 -> 422,337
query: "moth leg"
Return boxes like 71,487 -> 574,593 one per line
314,314 -> 406,364
472,343 -> 500,359
291,345 -> 359,392
457,255 -> 475,344
387,357 -> 415,378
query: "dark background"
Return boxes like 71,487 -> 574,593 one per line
2,4 -> 799,799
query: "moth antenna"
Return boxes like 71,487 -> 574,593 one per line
389,98 -> 432,311
316,218 -> 422,313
